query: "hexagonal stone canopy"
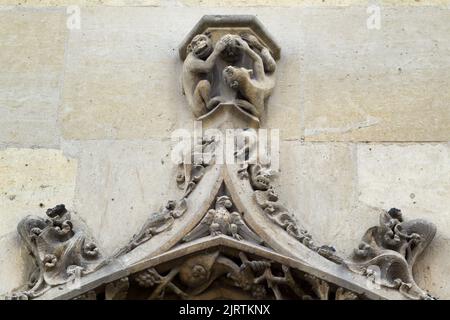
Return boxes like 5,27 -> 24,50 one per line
178,15 -> 281,61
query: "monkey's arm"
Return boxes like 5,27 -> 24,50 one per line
188,47 -> 222,73
240,33 -> 276,73
239,40 -> 265,81
260,47 -> 276,73
188,54 -> 216,73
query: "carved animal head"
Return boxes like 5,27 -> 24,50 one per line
222,66 -> 253,90
219,34 -> 243,63
165,200 -> 177,211
187,33 -> 213,59
216,196 -> 233,209
388,208 -> 403,222
46,204 -> 68,218
249,164 -> 274,191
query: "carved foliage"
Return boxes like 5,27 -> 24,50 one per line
71,250 -> 361,300
125,251 -> 360,300
347,208 -> 436,300
9,204 -> 103,299
115,199 -> 187,256
241,162 -> 343,264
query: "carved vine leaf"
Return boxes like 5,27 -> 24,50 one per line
115,250 -> 360,300
114,199 -> 187,257
241,161 -> 343,265
345,208 -> 436,300
7,204 -> 103,299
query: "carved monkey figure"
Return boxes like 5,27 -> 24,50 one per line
222,36 -> 275,117
182,33 -> 227,117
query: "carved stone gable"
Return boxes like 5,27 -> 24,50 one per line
4,14 -> 436,301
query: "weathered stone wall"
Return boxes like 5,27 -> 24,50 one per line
0,1 -> 449,298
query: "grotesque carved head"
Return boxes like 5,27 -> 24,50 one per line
222,66 -> 252,90
187,33 -> 213,59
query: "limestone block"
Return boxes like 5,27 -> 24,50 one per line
57,7 -> 307,140
58,6 -> 450,142
0,0 -> 160,6
1,0 -> 450,6
301,7 -> 450,141
273,141 -> 448,297
258,12 -> 303,140
0,148 -> 77,237
0,232 -> 31,296
0,9 -> 66,148
0,121 -> 60,148
60,7 -> 194,140
357,143 -> 450,298
413,236 -> 450,299
358,144 -> 450,229
272,141 -> 372,253
62,139 -> 183,256
179,0 -> 450,7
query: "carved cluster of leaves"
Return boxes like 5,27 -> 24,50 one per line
133,251 -> 359,300
81,251 -> 359,300
346,208 -> 437,300
241,163 -> 343,264
6,204 -> 103,300
113,199 -> 187,257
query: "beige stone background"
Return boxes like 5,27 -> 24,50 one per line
0,0 -> 449,298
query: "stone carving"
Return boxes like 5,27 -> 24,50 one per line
115,199 -> 187,256
9,204 -> 103,299
176,136 -> 216,197
181,23 -> 278,119
9,15 -> 437,302
72,290 -> 97,300
105,277 -> 130,300
183,195 -> 262,243
134,268 -> 189,299
335,287 -> 358,300
68,244 -> 362,300
222,35 -> 275,117
111,136 -> 216,259
241,162 -> 343,264
254,186 -> 311,244
182,32 -> 228,117
125,251 -> 360,300
304,274 -> 330,300
346,208 -> 436,300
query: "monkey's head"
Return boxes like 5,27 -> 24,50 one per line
187,33 -> 213,59
222,66 -> 252,90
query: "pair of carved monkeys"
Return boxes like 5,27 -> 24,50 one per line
182,32 -> 276,118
